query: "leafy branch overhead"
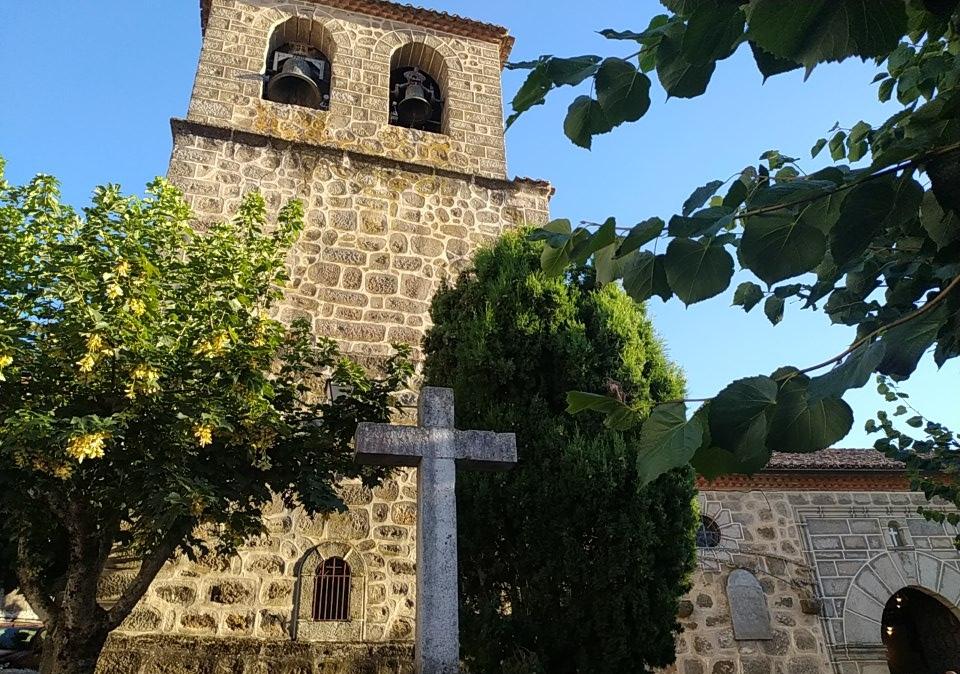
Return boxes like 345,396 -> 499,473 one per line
521,0 -> 960,486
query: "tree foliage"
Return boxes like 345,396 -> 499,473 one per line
0,164 -> 410,674
514,2 -> 960,494
422,232 -> 697,674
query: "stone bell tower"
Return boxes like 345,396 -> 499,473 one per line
100,1 -> 551,671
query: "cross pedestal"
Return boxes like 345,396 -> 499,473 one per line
354,387 -> 517,674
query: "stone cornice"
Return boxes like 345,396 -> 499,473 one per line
697,471 -> 910,492
169,118 -> 554,198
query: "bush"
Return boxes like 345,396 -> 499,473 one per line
423,231 -> 698,673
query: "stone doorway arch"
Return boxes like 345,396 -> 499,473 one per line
841,551 -> 960,646
881,587 -> 960,673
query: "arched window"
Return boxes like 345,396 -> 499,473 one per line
313,556 -> 351,621
696,515 -> 721,548
887,521 -> 906,548
389,43 -> 446,133
264,18 -> 332,110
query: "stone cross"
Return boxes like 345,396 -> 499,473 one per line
354,387 -> 517,674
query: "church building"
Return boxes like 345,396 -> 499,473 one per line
92,1 -> 960,673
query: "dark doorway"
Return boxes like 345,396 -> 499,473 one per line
882,587 -> 960,674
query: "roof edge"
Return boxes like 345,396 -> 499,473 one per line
200,0 -> 515,65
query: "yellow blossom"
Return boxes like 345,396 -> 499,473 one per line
125,364 -> 160,398
66,432 -> 109,463
53,463 -> 74,480
0,354 -> 11,381
87,334 -> 104,352
115,260 -> 130,277
77,353 -> 97,373
106,283 -> 123,300
195,332 -> 230,358
190,498 -> 205,516
193,424 -> 214,447
127,298 -> 146,316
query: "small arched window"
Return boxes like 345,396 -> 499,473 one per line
264,18 -> 332,110
887,521 -> 906,548
696,515 -> 721,548
389,43 -> 447,133
313,556 -> 351,621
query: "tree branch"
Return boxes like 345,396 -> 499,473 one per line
16,533 -> 55,623
105,519 -> 192,630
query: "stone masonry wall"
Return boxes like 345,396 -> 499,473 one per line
192,0 -> 509,179
668,490 -> 833,674
166,121 -> 551,371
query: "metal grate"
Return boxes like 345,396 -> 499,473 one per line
313,557 -> 351,621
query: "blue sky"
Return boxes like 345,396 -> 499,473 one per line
1,1 -> 955,446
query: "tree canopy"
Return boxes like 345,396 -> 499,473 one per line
508,1 -> 960,500
0,162 -> 410,674
423,231 -> 697,673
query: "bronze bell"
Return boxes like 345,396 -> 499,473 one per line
396,81 -> 434,126
266,56 -> 324,109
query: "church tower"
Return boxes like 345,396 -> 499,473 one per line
101,1 -> 551,670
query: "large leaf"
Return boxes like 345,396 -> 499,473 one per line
829,179 -> 897,266
746,179 -> 837,209
636,402 -> 704,486
508,62 -> 552,127
749,41 -> 802,81
564,96 -> 613,149
921,190 -> 960,249
566,391 -> 639,430
738,213 -> 827,284
682,180 -> 725,216
808,341 -> 887,401
733,281 -> 764,312
594,243 -> 624,284
764,295 -> 784,325
569,218 -> 617,264
539,219 -> 577,276
747,0 -> 908,68
682,1 -> 745,64
877,304 -> 949,377
615,217 -> 664,258
709,376 -> 778,461
663,237 -> 734,305
766,375 -> 854,453
546,55 -> 602,85
622,251 -> 672,302
656,27 -> 716,98
668,207 -> 734,238
595,58 -> 652,126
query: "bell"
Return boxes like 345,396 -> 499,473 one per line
395,82 -> 433,126
266,56 -> 324,109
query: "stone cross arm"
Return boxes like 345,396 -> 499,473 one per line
354,387 -> 517,470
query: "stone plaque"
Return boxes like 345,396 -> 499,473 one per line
726,569 -> 773,640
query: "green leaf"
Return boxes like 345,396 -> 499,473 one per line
546,55 -> 602,85
682,0 -> 745,65
682,180 -> 725,216
595,58 -> 652,126
829,131 -> 848,160
566,391 -> 639,430
878,303 -> 949,377
746,179 -> 836,209
656,27 -> 716,98
878,77 -> 895,102
635,402 -> 704,486
738,214 -> 827,284
811,138 -> 827,158
906,415 -> 923,428
829,179 -> 897,266
767,375 -> 854,453
663,237 -> 735,305
668,207 -> 734,238
764,295 -> 785,325
747,0 -> 908,68
733,281 -> 765,312
593,243 -> 623,284
709,376 -> 778,461
622,251 -> 672,302
722,180 -> 749,209
920,190 -> 960,249
570,218 -> 617,264
808,341 -> 888,401
563,96 -> 613,149
749,41 -> 802,81
615,217 -> 665,258
508,63 -> 552,127
539,219 -> 576,276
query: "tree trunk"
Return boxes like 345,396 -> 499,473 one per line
39,619 -> 109,674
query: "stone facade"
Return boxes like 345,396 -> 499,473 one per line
97,1 -> 549,672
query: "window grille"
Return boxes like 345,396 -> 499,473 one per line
313,556 -> 351,621
696,515 -> 722,548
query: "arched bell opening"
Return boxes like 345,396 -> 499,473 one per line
389,42 -> 447,134
264,17 -> 333,110
881,587 -> 960,674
